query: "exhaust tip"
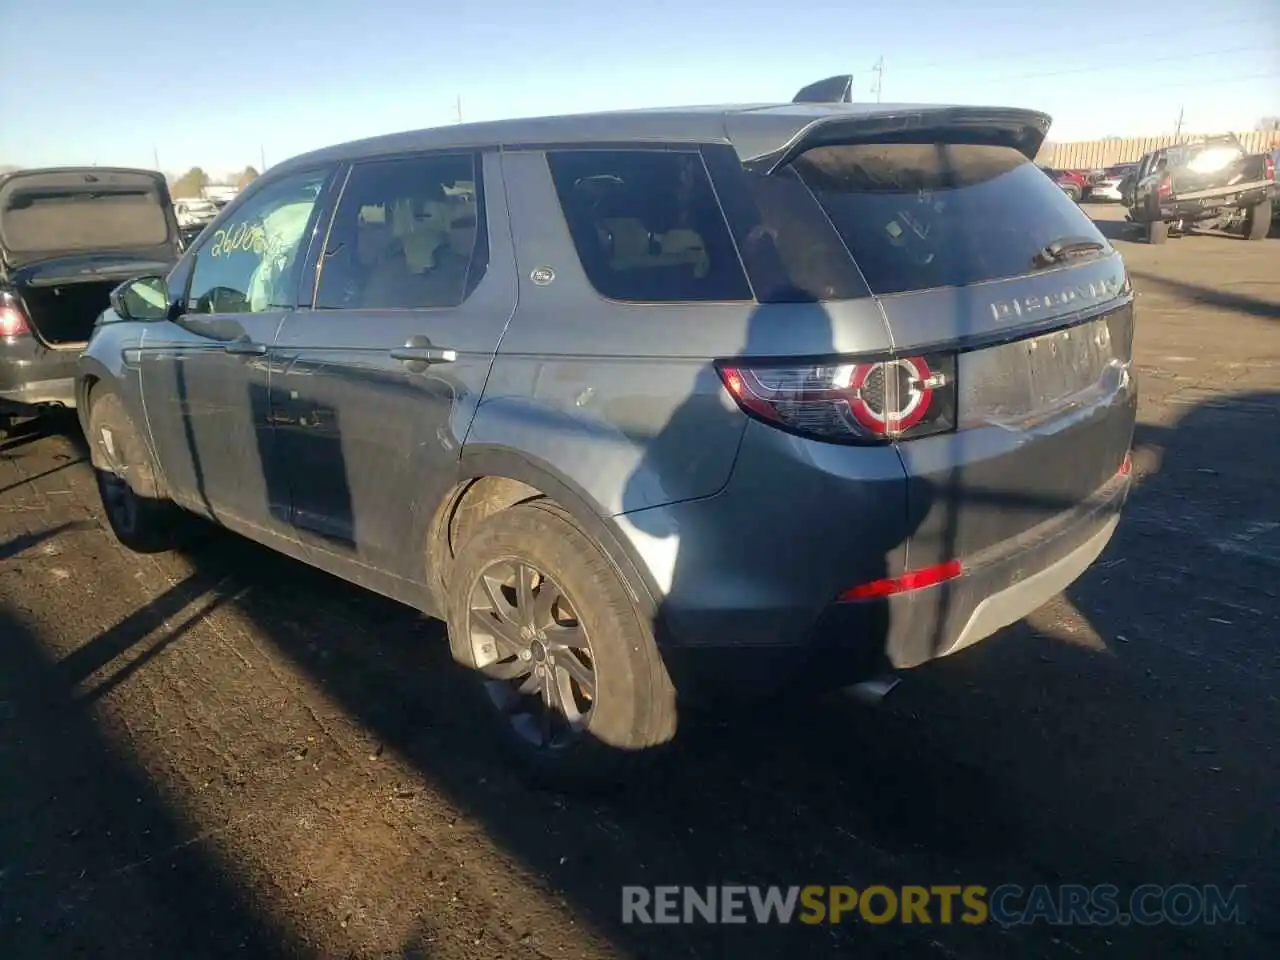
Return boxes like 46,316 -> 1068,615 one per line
842,676 -> 901,705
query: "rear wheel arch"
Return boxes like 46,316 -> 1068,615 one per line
424,448 -> 663,632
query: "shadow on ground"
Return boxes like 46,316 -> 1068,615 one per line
1127,271 -> 1280,321
94,385 -> 1268,958
0,584 -> 296,957
6,381 -> 1278,954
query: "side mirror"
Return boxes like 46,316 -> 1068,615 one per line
109,275 -> 172,322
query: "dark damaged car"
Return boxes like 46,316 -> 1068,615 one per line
0,167 -> 182,434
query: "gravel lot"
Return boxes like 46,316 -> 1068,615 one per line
1,203 -> 1277,959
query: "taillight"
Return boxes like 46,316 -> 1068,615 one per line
1265,154 -> 1275,182
1157,176 -> 1173,198
717,352 -> 957,443
0,292 -> 30,337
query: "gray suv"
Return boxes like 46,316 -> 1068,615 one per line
78,94 -> 1136,783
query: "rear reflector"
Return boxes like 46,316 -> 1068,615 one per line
839,559 -> 964,602
1118,452 -> 1132,476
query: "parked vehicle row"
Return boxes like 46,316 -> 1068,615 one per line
1122,134 -> 1276,243
1039,135 -> 1277,243
6,81 -> 1139,786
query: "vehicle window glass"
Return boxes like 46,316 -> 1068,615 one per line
791,142 -> 1110,297
546,150 -> 751,303
186,170 -> 327,315
314,154 -> 486,310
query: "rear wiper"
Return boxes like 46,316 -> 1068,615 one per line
1032,236 -> 1106,267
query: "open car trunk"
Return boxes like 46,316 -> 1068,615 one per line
0,168 -> 181,345
18,277 -> 120,347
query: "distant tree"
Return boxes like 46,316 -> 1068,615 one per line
1256,117 -> 1280,132
170,166 -> 210,198
235,165 -> 260,189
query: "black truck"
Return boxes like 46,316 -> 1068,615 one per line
1122,134 -> 1276,243
0,167 -> 182,435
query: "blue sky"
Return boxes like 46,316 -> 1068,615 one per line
2,0 -> 1276,178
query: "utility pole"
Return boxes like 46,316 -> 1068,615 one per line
260,144 -> 266,172
152,145 -> 160,171
455,95 -> 463,123
1173,105 -> 1184,141
871,56 -> 884,103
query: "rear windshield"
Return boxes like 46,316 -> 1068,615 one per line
790,143 -> 1110,296
1,180 -> 171,254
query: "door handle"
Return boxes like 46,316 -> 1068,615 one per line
390,335 -> 457,367
390,346 -> 457,364
225,337 -> 267,357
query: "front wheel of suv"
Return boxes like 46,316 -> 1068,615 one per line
87,390 -> 181,553
447,500 -> 677,788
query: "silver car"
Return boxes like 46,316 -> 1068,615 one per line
78,94 -> 1137,784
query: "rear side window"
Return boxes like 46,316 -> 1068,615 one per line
547,150 -> 751,303
791,143 -> 1111,296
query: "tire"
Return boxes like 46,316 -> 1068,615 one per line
86,389 -> 181,553
1064,184 -> 1082,203
0,413 -> 12,440
1147,220 -> 1169,245
447,499 -> 677,788
1244,198 -> 1272,241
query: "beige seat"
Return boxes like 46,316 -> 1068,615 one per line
656,228 -> 709,278
600,217 -> 652,271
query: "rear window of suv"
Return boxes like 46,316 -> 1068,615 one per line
789,143 -> 1110,296
547,149 -> 752,303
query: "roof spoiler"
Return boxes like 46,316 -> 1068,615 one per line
746,107 -> 1053,173
792,75 -> 853,104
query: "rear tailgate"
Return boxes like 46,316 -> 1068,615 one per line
783,136 -> 1135,563
0,168 -> 178,269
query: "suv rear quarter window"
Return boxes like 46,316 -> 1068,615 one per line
547,149 -> 751,303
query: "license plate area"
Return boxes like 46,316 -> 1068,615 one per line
958,311 -> 1128,430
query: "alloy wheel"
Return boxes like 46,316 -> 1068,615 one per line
467,559 -> 596,749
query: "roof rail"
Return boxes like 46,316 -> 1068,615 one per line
791,75 -> 853,104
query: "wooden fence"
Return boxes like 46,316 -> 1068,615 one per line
1036,130 -> 1280,170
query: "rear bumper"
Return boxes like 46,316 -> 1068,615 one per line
0,336 -> 80,412
1156,186 -> 1273,221
823,465 -> 1129,672
655,462 -> 1130,702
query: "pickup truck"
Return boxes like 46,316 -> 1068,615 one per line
0,167 -> 182,435
1123,135 -> 1276,243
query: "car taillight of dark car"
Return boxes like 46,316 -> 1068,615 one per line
0,292 -> 31,337
717,353 -> 957,443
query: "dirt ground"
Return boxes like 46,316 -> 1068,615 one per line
1,204 -> 1277,959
